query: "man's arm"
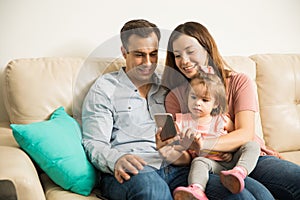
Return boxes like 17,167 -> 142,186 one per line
81,79 -> 125,174
81,77 -> 147,183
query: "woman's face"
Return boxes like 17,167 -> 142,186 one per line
172,34 -> 208,79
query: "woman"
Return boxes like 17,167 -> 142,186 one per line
158,21 -> 300,200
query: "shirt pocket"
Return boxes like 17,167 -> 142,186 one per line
114,97 -> 146,126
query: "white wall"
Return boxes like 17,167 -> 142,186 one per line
1,0 -> 300,121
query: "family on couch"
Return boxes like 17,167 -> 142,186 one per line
81,19 -> 300,200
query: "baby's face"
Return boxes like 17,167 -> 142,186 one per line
188,83 -> 216,119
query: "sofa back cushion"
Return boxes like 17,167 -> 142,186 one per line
3,57 -> 83,124
251,54 -> 300,153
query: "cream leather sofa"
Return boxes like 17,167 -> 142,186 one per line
0,54 -> 299,200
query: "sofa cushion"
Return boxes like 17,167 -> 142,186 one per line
251,54 -> 300,153
10,107 -> 97,196
40,173 -> 102,200
3,57 -> 84,124
280,151 -> 300,166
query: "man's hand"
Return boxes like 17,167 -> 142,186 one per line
114,154 -> 147,183
155,127 -> 180,150
156,128 -> 191,165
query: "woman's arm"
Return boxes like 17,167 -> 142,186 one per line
165,90 -> 181,118
224,114 -> 234,132
202,110 -> 256,152
165,84 -> 190,119
158,145 -> 191,166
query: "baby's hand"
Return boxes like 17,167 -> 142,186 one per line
179,127 -> 203,155
179,127 -> 195,149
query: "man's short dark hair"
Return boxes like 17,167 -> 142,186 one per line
120,19 -> 161,51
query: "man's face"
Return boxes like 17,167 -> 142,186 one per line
122,32 -> 159,86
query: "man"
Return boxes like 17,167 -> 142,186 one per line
82,19 -> 189,200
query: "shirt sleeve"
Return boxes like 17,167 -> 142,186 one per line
82,78 -> 125,174
227,73 -> 258,122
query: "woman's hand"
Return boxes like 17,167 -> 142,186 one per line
219,152 -> 233,162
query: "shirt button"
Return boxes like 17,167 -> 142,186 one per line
128,106 -> 131,109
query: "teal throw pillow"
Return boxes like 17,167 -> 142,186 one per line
11,106 -> 97,196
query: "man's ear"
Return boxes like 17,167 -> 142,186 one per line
121,46 -> 127,59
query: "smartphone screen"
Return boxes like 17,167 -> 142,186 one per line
154,113 -> 177,141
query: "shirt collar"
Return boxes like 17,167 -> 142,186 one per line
117,67 -> 161,91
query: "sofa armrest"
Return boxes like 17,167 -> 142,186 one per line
41,173 -> 101,200
0,122 -> 19,147
0,146 -> 45,200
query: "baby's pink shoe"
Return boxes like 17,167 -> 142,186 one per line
173,184 -> 208,200
220,166 -> 247,194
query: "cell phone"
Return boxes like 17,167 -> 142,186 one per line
154,113 -> 177,141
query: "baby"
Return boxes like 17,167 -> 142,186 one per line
173,72 -> 260,200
